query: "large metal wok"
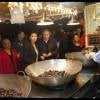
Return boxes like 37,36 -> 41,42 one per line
25,59 -> 82,87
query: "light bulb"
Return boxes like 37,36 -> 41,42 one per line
0,20 -> 2,23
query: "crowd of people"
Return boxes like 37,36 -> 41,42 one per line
0,28 -> 86,74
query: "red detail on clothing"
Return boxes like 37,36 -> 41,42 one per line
80,33 -> 86,48
0,48 -> 18,74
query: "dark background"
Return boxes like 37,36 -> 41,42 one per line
0,12 -> 84,41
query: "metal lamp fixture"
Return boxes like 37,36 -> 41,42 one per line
67,15 -> 80,25
37,12 -> 54,26
37,20 -> 54,26
67,8 -> 80,26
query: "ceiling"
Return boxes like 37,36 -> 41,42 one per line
0,2 -> 85,23
51,2 -> 84,10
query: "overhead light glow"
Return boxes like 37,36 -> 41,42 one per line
37,20 -> 54,26
0,20 -> 2,23
37,12 -> 54,26
67,22 -> 80,25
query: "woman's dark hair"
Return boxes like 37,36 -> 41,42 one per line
27,31 -> 37,41
1,37 -> 12,47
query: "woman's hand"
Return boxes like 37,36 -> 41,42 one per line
17,53 -> 20,58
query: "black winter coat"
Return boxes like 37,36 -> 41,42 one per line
23,41 -> 39,66
37,38 -> 58,60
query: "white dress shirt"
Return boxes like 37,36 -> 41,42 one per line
92,51 -> 100,64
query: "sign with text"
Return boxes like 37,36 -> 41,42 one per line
87,34 -> 100,46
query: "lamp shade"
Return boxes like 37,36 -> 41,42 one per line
37,18 -> 54,26
36,12 -> 54,26
67,15 -> 80,25
37,20 -> 54,26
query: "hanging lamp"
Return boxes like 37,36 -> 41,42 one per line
67,15 -> 80,25
37,12 -> 54,26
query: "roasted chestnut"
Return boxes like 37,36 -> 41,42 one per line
0,88 -> 22,97
38,70 -> 68,78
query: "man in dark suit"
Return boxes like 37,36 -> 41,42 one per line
38,29 -> 58,60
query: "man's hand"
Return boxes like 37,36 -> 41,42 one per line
40,56 -> 45,60
47,52 -> 52,57
42,53 -> 48,57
